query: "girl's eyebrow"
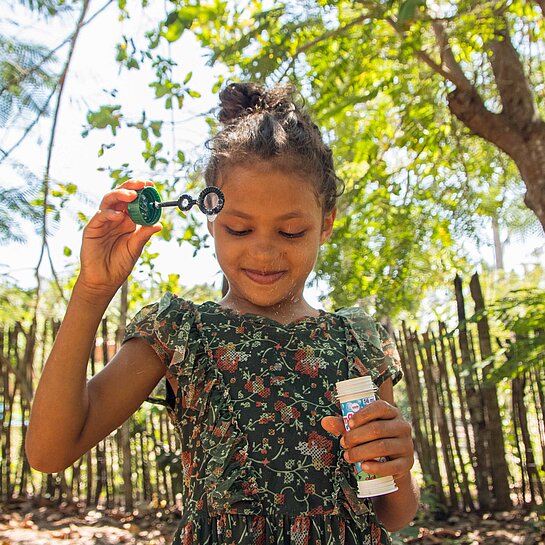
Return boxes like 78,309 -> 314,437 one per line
224,210 -> 307,220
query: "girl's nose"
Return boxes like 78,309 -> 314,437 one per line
247,236 -> 279,261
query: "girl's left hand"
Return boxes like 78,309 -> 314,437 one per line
321,399 -> 414,479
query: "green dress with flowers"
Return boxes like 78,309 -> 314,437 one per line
123,293 -> 403,545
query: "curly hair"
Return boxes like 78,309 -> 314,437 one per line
204,82 -> 344,214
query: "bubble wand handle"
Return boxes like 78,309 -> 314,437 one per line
127,186 -> 224,226
157,200 -> 180,208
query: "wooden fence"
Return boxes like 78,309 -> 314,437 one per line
396,273 -> 544,512
1,317 -> 182,512
1,273 -> 544,512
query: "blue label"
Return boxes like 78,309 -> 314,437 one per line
340,394 -> 377,480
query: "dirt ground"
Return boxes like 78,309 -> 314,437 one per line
1,497 -> 544,545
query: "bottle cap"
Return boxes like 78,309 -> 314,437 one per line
336,376 -> 376,400
357,476 -> 398,498
127,187 -> 162,225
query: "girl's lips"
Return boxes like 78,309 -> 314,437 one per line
243,269 -> 286,285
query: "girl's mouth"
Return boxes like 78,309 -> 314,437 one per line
243,269 -> 286,285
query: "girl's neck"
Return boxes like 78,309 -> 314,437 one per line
219,294 -> 320,325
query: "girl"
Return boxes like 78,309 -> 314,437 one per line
26,83 -> 419,544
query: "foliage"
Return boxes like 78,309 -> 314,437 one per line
0,181 -> 41,245
0,282 -> 38,324
0,0 -> 73,247
144,0 -> 545,316
4,0 -> 545,318
457,266 -> 545,381
0,35 -> 57,127
15,0 -> 77,17
485,287 -> 545,380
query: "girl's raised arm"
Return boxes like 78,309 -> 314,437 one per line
26,180 -> 164,473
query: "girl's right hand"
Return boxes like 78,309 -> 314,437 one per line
77,180 -> 162,299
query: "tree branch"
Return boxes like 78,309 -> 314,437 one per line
487,21 -> 538,132
0,0 -> 115,164
447,86 -> 523,158
384,16 -> 472,92
0,87 -> 56,164
430,20 -> 473,92
35,0 -> 91,306
295,14 -> 369,57
0,0 -> 115,96
277,13 -> 370,81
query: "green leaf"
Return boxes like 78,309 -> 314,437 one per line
150,121 -> 162,137
165,18 -> 185,42
98,143 -> 115,156
86,105 -> 122,135
398,0 -> 425,23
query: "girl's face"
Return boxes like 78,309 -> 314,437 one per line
208,163 -> 335,318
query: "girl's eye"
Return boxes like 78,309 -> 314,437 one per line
226,227 -> 251,236
281,231 -> 306,239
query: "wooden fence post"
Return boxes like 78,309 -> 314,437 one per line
454,274 -> 491,511
469,272 -> 512,510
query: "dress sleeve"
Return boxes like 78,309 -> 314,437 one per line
123,292 -> 193,368
375,322 -> 403,387
336,306 -> 403,388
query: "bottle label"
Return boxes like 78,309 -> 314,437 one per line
340,395 -> 386,481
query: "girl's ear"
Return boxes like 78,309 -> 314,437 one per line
320,208 -> 336,244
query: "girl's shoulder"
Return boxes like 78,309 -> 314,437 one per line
334,306 -> 403,386
333,306 -> 383,352
132,292 -> 204,321
125,292 -> 200,341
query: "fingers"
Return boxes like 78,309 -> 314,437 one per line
322,399 -> 414,479
346,399 -> 401,429
130,223 -> 163,250
99,179 -> 155,212
88,208 -> 126,226
356,457 -> 412,478
321,416 -> 345,437
342,435 -> 410,463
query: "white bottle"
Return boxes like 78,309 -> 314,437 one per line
336,376 -> 398,498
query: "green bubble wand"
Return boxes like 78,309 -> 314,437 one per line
127,186 -> 225,226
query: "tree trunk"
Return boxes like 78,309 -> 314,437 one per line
396,328 -> 431,480
491,217 -> 504,271
531,368 -> 545,472
423,330 -> 457,508
443,322 -> 477,480
86,347 -> 96,507
415,331 -> 446,507
445,21 -> 545,233
469,273 -> 512,510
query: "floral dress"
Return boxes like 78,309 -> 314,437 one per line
124,293 -> 403,545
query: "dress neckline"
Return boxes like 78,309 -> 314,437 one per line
203,301 -> 331,328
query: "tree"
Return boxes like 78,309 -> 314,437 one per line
0,5 -> 61,243
189,1 -> 545,230
120,0 -> 542,313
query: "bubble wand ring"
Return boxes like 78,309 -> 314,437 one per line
127,186 -> 225,226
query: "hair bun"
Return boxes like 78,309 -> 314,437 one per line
218,82 -> 295,124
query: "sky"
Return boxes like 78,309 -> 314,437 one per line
1,1 -> 231,293
1,0 -> 544,312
